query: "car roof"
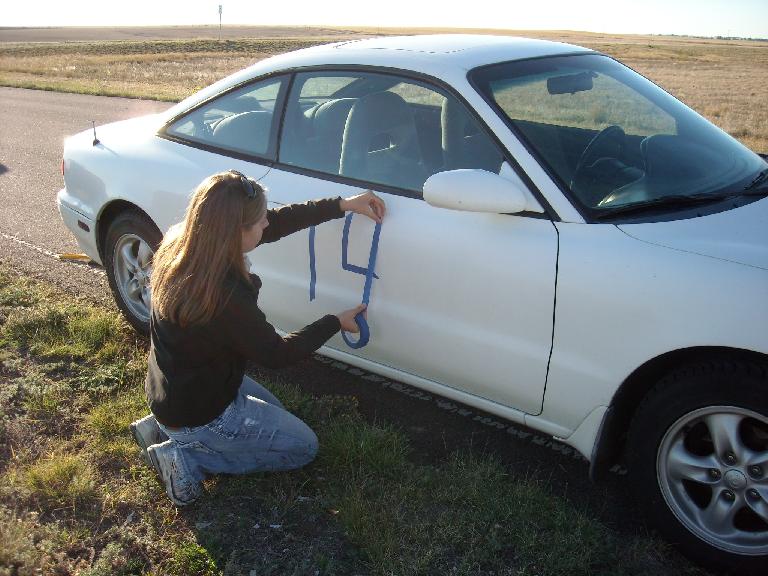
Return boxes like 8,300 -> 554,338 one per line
276,34 -> 593,72
165,35 -> 594,120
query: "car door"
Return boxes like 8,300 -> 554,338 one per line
252,70 -> 558,415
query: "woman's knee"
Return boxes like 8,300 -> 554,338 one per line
304,426 -> 319,460
289,416 -> 318,457
277,416 -> 318,469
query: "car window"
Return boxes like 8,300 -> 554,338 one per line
480,60 -> 678,198
279,71 -> 504,195
472,54 -> 766,217
297,76 -> 357,99
493,71 -> 676,139
165,77 -> 284,158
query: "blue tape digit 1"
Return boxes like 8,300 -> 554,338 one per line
308,225 -> 317,301
341,214 -> 382,349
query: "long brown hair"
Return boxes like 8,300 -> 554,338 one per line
150,171 -> 266,327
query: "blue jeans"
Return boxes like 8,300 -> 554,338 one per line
156,376 -> 318,485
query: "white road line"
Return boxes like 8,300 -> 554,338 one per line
0,231 -> 106,277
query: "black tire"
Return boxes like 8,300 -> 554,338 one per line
626,360 -> 768,575
103,210 -> 162,335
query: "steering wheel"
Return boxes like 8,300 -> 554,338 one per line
570,125 -> 626,193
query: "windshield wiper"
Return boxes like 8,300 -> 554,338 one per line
744,168 -> 768,191
594,193 -> 732,219
595,182 -> 768,220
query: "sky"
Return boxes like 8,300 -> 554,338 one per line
3,0 -> 767,39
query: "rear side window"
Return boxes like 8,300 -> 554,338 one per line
279,70 -> 504,196
165,77 -> 284,158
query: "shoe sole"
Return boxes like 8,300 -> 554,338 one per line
147,446 -> 198,507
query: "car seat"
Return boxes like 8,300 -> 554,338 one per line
211,110 -> 272,156
340,91 -> 426,190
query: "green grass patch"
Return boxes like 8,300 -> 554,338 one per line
167,541 -> 219,576
80,541 -> 148,576
24,452 -> 99,511
320,415 -> 411,481
310,424 -> 676,575
1,287 -> 146,398
4,303 -> 131,362
20,373 -> 68,421
0,267 -> 711,575
0,270 -> 40,309
85,389 -> 147,463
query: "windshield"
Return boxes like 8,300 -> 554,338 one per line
471,54 -> 767,219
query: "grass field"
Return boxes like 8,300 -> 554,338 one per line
0,25 -> 763,575
0,26 -> 766,152
0,266 -> 712,576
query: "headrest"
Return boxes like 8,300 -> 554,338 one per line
212,111 -> 272,154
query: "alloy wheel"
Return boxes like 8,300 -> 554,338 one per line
112,233 -> 154,323
657,405 -> 768,556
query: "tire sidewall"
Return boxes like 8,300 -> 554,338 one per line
103,210 -> 162,335
627,362 -> 768,575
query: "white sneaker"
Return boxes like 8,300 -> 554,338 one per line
129,414 -> 163,465
146,440 -> 201,506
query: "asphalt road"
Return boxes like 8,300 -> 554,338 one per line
0,87 -> 646,543
0,87 -> 171,296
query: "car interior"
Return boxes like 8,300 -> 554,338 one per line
280,80 -> 504,194
210,109 -> 273,156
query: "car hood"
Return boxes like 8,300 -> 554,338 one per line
617,198 -> 768,270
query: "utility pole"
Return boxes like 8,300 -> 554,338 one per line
219,5 -> 223,41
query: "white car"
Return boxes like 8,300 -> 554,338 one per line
58,35 -> 768,573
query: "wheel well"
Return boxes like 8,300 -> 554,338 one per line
96,201 -> 152,262
590,346 -> 768,481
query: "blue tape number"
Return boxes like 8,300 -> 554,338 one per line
308,225 -> 317,301
308,214 -> 382,349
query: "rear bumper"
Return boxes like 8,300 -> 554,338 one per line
56,188 -> 102,265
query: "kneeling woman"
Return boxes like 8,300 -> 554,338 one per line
130,170 -> 385,505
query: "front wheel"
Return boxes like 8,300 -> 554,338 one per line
103,210 -> 162,335
626,361 -> 768,575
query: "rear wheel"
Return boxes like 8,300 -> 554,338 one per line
627,361 -> 768,575
103,210 -> 162,335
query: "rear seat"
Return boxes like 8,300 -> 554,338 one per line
211,110 -> 273,156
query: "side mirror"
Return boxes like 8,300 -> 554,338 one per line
423,169 -> 529,214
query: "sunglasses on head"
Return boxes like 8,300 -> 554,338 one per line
228,170 -> 258,199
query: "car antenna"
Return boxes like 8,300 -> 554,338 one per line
91,121 -> 100,146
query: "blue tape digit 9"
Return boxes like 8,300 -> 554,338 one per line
341,311 -> 370,348
340,214 -> 382,349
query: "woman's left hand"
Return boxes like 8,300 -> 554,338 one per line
340,191 -> 386,223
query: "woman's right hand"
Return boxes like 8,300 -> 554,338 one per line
336,304 -> 367,333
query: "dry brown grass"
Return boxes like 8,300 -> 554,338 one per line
1,27 -> 766,152
580,40 -> 768,153
0,51 -> 262,100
